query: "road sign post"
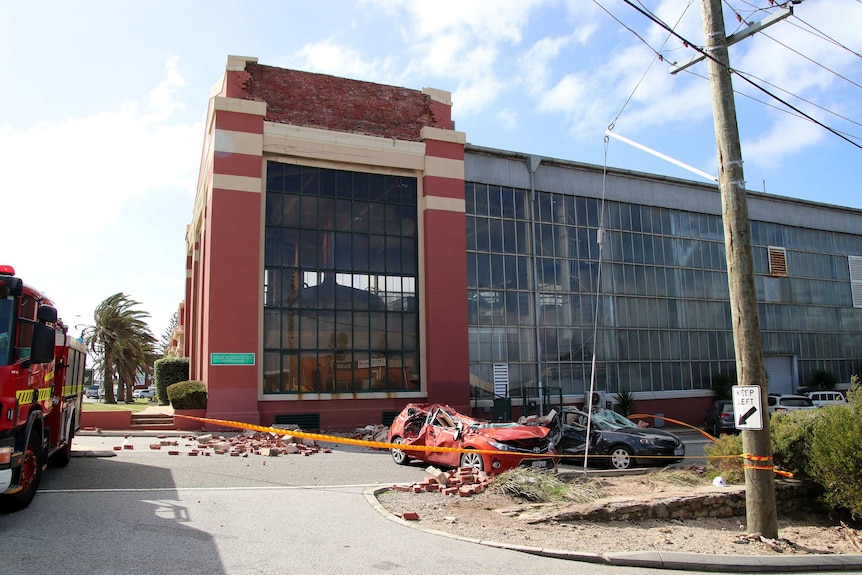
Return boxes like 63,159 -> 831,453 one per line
731,385 -> 763,431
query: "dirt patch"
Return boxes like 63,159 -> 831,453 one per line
377,472 -> 862,556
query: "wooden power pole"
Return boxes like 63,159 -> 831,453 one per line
701,0 -> 778,539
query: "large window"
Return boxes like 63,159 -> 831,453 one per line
263,162 -> 419,394
467,181 -> 862,397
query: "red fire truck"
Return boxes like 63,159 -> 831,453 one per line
0,265 -> 86,512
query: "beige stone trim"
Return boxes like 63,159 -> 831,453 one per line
424,196 -> 465,214
425,156 -> 464,180
263,122 -> 425,171
213,174 -> 262,194
420,126 -> 466,144
213,96 -> 267,117
215,129 -> 264,156
422,87 -> 452,106
226,55 -> 258,71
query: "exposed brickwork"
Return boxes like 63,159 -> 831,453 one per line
239,64 -> 442,142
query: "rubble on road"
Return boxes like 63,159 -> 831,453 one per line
392,466 -> 492,497
134,431 -> 332,457
342,424 -> 390,445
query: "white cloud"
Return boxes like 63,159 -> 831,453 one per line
519,35 -> 572,94
403,0 -> 547,43
0,57 -> 202,336
742,112 -> 826,170
294,40 -> 395,82
496,108 -> 518,131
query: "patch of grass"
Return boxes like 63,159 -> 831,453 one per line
641,469 -> 706,490
490,468 -> 603,503
81,401 -> 149,413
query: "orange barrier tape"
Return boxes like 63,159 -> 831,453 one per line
629,413 -> 717,441
743,453 -> 772,462
174,414 -> 552,458
175,414 -> 695,461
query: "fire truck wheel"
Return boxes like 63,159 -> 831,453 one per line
0,433 -> 43,513
49,434 -> 72,468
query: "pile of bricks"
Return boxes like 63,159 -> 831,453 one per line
392,465 -> 491,497
351,424 -> 390,443
146,432 -> 331,457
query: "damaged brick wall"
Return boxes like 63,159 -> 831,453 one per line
239,64 -> 442,141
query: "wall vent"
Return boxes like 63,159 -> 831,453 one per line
768,246 -> 788,277
382,411 -> 400,426
274,413 -> 320,430
850,256 -> 862,309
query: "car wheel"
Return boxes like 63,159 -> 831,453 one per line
390,436 -> 410,466
0,432 -> 43,512
609,445 -> 634,470
460,449 -> 484,472
712,422 -> 721,437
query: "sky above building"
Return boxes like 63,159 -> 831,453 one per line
1,0 -> 860,340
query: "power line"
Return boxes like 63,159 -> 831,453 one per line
683,68 -> 862,142
619,0 -> 862,150
600,0 -> 695,130
762,31 -> 862,90
789,14 -> 862,59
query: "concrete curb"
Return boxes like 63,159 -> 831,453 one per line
364,486 -> 862,572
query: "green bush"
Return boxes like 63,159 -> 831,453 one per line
807,388 -> 862,520
614,388 -> 635,416
770,409 -> 818,478
710,373 -> 735,400
809,369 -> 837,390
166,380 -> 207,410
704,433 -> 743,484
154,357 -> 189,406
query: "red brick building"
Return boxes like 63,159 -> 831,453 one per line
185,56 -> 470,429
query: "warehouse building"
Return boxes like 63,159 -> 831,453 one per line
182,55 -> 862,430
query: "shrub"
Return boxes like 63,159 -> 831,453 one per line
154,357 -> 189,406
614,388 -> 635,416
770,409 -> 818,478
166,380 -> 207,410
809,369 -> 837,390
491,468 -> 602,504
807,388 -> 862,520
704,433 -> 743,484
710,373 -> 735,400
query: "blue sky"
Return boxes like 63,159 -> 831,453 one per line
2,0 -> 860,340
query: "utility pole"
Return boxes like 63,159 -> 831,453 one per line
701,0 -> 778,539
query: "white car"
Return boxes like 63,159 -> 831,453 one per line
767,394 -> 815,414
806,390 -> 847,407
133,386 -> 157,400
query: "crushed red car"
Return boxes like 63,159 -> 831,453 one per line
387,403 -> 559,474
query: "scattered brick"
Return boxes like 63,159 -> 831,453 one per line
401,512 -> 420,521
149,444 -> 162,450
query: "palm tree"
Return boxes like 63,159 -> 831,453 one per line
82,293 -> 157,404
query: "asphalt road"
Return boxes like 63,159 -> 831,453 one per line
0,431 -> 715,575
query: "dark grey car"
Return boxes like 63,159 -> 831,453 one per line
704,399 -> 737,436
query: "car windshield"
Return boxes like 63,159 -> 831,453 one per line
592,409 -> 637,430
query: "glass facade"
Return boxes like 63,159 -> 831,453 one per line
467,181 -> 862,397
263,161 -> 420,394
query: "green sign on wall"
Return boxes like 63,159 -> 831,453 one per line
211,353 -> 255,366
